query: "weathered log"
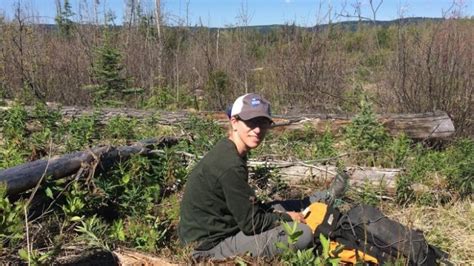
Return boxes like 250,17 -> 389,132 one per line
0,105 -> 455,139
270,111 -> 455,139
248,160 -> 401,192
0,137 -> 179,195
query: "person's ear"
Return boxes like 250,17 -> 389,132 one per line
230,116 -> 239,131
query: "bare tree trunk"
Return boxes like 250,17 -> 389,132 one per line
154,0 -> 163,86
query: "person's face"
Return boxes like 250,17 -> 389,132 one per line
232,116 -> 272,150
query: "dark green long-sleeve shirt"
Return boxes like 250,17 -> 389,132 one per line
178,138 -> 292,250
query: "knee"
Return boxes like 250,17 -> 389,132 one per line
294,223 -> 313,250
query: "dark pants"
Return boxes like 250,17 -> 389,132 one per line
192,191 -> 330,260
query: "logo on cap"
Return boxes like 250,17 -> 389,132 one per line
250,97 -> 261,107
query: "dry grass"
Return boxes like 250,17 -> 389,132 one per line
385,200 -> 474,265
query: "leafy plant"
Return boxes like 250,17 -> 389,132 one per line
145,87 -> 176,110
314,234 -> 341,266
315,128 -> 338,163
0,103 -> 28,143
181,115 -> 225,155
126,216 -> 171,251
0,184 -> 24,248
64,114 -> 98,151
18,248 -> 55,266
344,99 -> 389,165
61,182 -> 87,220
104,116 -> 137,140
384,133 -> 412,168
276,221 -> 313,265
75,215 -> 110,250
443,138 -> 474,198
356,181 -> 382,206
109,219 -> 126,242
0,144 -> 26,169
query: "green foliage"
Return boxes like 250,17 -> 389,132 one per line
442,139 -> 474,198
344,99 -> 389,165
126,216 -> 170,251
181,115 -> 226,155
75,215 -> 110,250
363,49 -> 389,68
61,182 -> 87,219
356,182 -> 383,206
64,115 -> 98,151
0,184 -> 24,248
18,248 -> 55,266
276,222 -> 312,265
92,34 -> 128,104
145,87 -> 175,110
0,144 -> 26,169
277,223 -> 342,266
315,128 -> 338,163
271,123 -> 319,160
55,0 -> 75,38
0,103 -> 28,143
32,102 -> 62,131
314,234 -> 341,266
249,165 -> 288,202
376,27 -> 392,49
104,116 -> 137,140
109,219 -> 125,242
205,70 -> 230,108
396,138 -> 474,204
383,133 -> 412,168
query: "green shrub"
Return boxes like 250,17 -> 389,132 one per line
64,115 -> 98,151
0,184 -> 25,248
276,222 -> 315,265
396,139 -> 473,204
315,129 -> 338,163
0,144 -> 26,169
443,139 -> 474,198
145,87 -> 176,110
32,102 -> 62,132
0,103 -> 28,143
75,215 -> 110,250
181,115 -> 225,155
103,116 -> 137,140
344,99 -> 389,165
383,133 -> 412,168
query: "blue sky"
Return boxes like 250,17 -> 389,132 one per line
0,0 -> 472,27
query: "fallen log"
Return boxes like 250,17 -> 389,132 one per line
271,111 -> 455,139
0,137 -> 179,195
248,160 -> 401,192
0,105 -> 455,139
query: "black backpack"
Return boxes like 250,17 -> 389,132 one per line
312,204 -> 449,265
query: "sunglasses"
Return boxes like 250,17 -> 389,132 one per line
237,116 -> 272,129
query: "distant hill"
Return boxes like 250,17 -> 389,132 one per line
204,17 -> 445,32
35,17 -> 445,32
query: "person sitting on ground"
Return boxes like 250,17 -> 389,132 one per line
177,93 -> 349,261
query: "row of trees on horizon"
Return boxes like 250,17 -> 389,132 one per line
0,0 -> 472,136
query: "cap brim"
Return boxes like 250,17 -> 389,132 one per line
238,111 -> 273,123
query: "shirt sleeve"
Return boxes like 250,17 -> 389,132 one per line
219,166 -> 292,235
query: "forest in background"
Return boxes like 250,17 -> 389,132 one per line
0,0 -> 472,136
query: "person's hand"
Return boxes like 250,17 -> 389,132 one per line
286,211 -> 306,224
